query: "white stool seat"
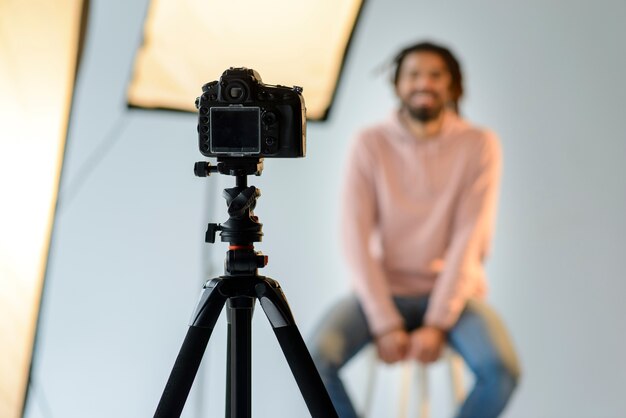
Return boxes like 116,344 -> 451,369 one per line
362,347 -> 466,418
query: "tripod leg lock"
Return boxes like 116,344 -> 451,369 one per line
189,279 -> 228,328
255,281 -> 296,329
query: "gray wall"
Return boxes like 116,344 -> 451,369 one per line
25,1 -> 626,417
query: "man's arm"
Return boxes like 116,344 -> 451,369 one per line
424,131 -> 502,330
341,132 -> 405,339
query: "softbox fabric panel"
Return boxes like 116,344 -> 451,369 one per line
127,0 -> 364,120
0,1 -> 86,417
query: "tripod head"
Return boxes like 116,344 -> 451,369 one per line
194,157 -> 267,275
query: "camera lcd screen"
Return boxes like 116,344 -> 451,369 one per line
210,107 -> 261,154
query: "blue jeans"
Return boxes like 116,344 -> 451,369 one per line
308,295 -> 521,418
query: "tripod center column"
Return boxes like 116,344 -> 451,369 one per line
226,296 -> 255,418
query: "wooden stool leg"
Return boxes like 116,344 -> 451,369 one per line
448,351 -> 466,405
398,361 -> 431,418
416,363 -> 430,418
398,361 -> 412,418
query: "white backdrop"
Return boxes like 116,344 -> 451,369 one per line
25,1 -> 626,417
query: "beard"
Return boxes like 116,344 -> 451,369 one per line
402,91 -> 446,122
405,105 -> 443,122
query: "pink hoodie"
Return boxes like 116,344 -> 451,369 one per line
341,108 -> 501,333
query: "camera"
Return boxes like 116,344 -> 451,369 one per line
195,67 -> 306,158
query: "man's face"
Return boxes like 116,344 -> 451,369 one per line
395,51 -> 453,122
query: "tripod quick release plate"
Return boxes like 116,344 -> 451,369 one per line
194,158 -> 264,177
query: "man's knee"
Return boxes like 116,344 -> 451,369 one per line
475,356 -> 521,389
310,330 -> 349,371
460,299 -> 521,386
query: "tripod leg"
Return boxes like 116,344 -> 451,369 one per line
155,279 -> 228,418
256,279 -> 339,418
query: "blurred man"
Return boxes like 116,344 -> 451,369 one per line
309,41 -> 520,418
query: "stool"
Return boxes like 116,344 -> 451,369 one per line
361,347 -> 466,418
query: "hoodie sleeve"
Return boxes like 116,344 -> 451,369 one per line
341,131 -> 404,336
424,131 -> 502,330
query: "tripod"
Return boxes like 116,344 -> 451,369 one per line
154,158 -> 338,418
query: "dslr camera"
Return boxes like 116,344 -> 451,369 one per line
196,67 -> 306,158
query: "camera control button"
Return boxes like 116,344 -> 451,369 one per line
262,112 -> 277,126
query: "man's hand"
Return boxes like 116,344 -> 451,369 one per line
375,329 -> 409,364
406,326 -> 446,364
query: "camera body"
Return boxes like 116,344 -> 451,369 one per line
196,68 -> 306,158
